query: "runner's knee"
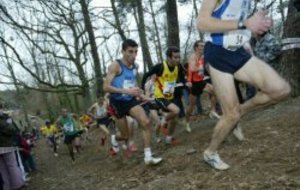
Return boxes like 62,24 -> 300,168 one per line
271,81 -> 291,101
173,107 -> 180,115
140,117 -> 151,129
223,107 -> 241,124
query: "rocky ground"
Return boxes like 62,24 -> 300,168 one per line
25,97 -> 300,190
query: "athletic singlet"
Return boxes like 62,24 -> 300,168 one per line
43,125 -> 57,137
59,114 -> 77,136
110,59 -> 138,101
96,103 -> 107,118
154,61 -> 178,100
204,0 -> 251,49
187,57 -> 205,82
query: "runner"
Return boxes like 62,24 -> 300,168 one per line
142,46 -> 190,145
185,40 -> 220,133
144,74 -> 163,143
56,109 -> 81,163
197,0 -> 291,170
43,120 -> 58,157
88,96 -> 110,146
103,39 -> 162,165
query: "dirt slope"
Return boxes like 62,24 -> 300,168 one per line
25,97 -> 300,190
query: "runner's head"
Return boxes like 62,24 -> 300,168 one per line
166,46 -> 180,66
193,40 -> 204,52
45,120 -> 51,127
122,39 -> 138,65
61,108 -> 68,117
98,96 -> 105,105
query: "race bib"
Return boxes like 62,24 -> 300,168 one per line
123,80 -> 135,89
63,122 -> 74,133
224,30 -> 251,49
122,80 -> 136,96
163,81 -> 176,94
97,106 -> 107,118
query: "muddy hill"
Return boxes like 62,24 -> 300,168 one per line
25,97 -> 300,190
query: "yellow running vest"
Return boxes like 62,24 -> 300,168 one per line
154,61 -> 178,100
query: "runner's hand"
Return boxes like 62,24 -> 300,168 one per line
185,82 -> 192,88
125,87 -> 143,97
245,11 -> 272,35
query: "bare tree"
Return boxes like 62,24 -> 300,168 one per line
166,0 -> 180,48
132,0 -> 153,70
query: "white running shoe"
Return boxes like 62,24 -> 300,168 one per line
144,156 -> 163,165
155,137 -> 162,144
185,123 -> 192,133
233,123 -> 245,141
209,111 -> 221,119
54,153 -> 58,157
203,150 -> 230,170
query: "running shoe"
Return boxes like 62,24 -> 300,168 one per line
209,111 -> 221,119
185,123 -> 192,133
144,156 -> 163,165
233,123 -> 245,141
155,137 -> 162,144
203,150 -> 230,170
109,146 -> 119,156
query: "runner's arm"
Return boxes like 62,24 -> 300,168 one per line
103,61 -> 124,94
188,54 -> 198,72
197,0 -> 239,33
141,64 -> 163,90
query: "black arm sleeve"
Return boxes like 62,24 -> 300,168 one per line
177,64 -> 186,84
141,64 -> 163,90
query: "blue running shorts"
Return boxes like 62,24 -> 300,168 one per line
204,42 -> 252,74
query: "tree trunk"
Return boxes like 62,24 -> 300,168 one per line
149,0 -> 163,63
166,0 -> 180,48
79,0 -> 103,96
133,0 -> 153,70
110,0 -> 127,41
280,0 -> 300,96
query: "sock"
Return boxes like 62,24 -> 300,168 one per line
144,147 -> 152,159
166,136 -> 172,142
160,115 -> 166,125
111,135 -> 118,147
122,144 -> 127,150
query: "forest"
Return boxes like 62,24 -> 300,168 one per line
0,0 -> 299,124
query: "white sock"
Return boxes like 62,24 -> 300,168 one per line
166,136 -> 172,142
122,144 -> 127,150
160,115 -> 166,125
111,135 -> 118,147
144,147 -> 152,159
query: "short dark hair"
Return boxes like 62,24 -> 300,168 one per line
193,40 -> 203,50
122,39 -> 138,51
166,46 -> 180,58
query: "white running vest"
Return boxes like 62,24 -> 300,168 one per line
204,0 -> 252,49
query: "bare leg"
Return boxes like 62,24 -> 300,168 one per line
129,105 -> 151,148
114,117 -> 129,142
185,94 -> 197,123
166,103 -> 180,136
206,68 -> 240,152
234,57 -> 291,117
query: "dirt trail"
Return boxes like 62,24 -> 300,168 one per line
25,97 -> 300,190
